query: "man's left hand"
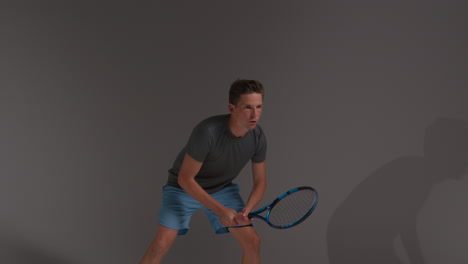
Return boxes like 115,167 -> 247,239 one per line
235,209 -> 252,226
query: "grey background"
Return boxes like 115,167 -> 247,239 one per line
1,1 -> 467,264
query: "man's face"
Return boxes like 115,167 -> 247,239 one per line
229,93 -> 263,130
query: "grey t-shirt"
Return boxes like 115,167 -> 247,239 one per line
167,114 -> 267,193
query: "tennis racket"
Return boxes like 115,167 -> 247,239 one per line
248,186 -> 318,229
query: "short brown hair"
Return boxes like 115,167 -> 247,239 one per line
229,79 -> 264,105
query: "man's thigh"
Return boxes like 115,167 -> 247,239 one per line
158,185 -> 201,235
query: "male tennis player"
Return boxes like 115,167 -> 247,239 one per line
140,79 -> 267,264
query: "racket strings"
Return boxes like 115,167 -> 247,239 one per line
268,189 -> 316,227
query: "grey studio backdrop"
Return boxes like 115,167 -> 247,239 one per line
1,1 -> 467,264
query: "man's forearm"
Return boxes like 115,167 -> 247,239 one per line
178,177 -> 227,215
244,181 -> 267,212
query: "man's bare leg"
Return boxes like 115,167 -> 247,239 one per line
229,226 -> 261,264
139,224 -> 178,264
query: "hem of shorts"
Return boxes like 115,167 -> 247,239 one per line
221,224 -> 254,234
158,222 -> 189,236
215,227 -> 230,234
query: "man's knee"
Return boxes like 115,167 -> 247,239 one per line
248,232 -> 261,250
152,238 -> 172,252
149,225 -> 178,256
232,228 -> 261,251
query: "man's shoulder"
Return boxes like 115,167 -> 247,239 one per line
191,114 -> 229,137
252,123 -> 265,136
197,114 -> 229,128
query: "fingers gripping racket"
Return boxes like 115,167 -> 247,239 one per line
248,186 -> 318,229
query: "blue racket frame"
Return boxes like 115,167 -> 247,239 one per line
248,186 -> 319,229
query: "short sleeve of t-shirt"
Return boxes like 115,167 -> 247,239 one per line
185,122 -> 212,162
251,126 -> 267,163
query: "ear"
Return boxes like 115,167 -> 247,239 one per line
228,103 -> 235,113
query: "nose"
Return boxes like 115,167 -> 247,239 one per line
251,108 -> 259,118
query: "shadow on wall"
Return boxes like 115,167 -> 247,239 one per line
327,118 -> 468,264
0,231 -> 76,264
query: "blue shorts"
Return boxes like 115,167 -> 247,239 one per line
158,184 -> 248,235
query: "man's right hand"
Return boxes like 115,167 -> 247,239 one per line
218,207 -> 239,227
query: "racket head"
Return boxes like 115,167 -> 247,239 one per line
264,186 -> 318,229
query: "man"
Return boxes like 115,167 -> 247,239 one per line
140,79 -> 267,264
